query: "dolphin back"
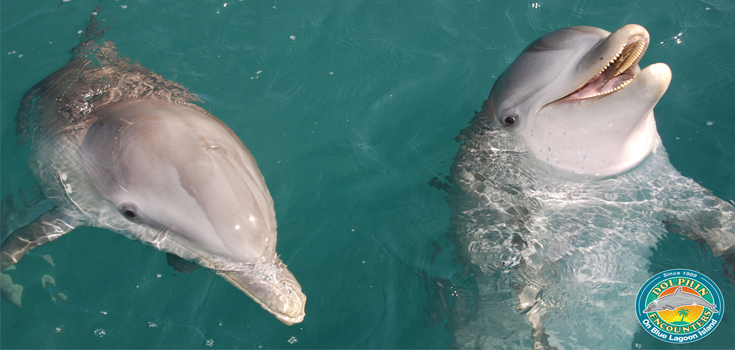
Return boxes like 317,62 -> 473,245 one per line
15,10 -> 202,148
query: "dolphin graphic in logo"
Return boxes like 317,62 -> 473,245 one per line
643,287 -> 718,313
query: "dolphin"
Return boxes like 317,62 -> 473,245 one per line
489,24 -> 667,177
0,9 -> 305,325
643,287 -> 718,313
447,24 -> 735,349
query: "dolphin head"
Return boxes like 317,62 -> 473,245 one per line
486,24 -> 672,176
643,300 -> 659,313
80,99 -> 305,324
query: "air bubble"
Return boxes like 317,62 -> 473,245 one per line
94,328 -> 106,337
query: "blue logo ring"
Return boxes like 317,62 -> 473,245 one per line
635,269 -> 724,344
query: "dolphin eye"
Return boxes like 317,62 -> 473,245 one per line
502,115 -> 518,126
118,204 -> 140,221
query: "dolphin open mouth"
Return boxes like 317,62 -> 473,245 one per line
499,24 -> 671,176
563,32 -> 649,100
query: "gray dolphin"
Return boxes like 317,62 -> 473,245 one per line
448,24 -> 735,349
643,287 -> 718,313
489,24 -> 669,177
0,10 -> 305,325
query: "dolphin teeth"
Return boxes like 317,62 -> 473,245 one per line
595,36 -> 647,79
579,78 -> 634,99
613,38 -> 647,77
595,43 -> 629,81
558,34 -> 649,101
612,78 -> 634,91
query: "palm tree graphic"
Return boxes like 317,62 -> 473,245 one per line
677,308 -> 689,322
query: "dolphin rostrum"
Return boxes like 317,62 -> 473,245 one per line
447,24 -> 735,349
643,287 -> 718,314
0,8 -> 305,325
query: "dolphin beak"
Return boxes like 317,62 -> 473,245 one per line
559,24 -> 653,102
643,301 -> 657,313
561,61 -> 672,112
218,256 -> 306,325
635,62 -> 673,95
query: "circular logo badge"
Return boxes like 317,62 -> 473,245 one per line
636,269 -> 724,344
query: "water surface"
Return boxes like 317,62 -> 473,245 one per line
1,0 -> 734,348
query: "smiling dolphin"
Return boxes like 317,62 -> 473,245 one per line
643,287 -> 718,314
489,24 -> 669,176
0,10 -> 305,325
447,24 -> 735,349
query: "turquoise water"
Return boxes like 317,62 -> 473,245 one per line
1,0 -> 734,349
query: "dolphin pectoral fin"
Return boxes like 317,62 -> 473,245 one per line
663,193 -> 735,269
513,284 -> 555,349
166,253 -> 201,274
663,304 -> 676,311
515,284 -> 540,313
528,300 -> 555,350
663,219 -> 684,234
0,208 -> 79,271
217,257 -> 306,325
723,245 -> 735,274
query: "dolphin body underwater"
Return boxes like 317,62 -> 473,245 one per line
447,25 -> 735,348
0,11 -> 305,325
